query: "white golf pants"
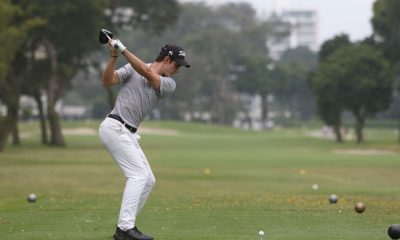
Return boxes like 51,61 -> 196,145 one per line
99,117 -> 155,231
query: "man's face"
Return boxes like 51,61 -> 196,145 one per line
162,57 -> 181,77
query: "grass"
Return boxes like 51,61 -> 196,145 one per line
0,120 -> 399,240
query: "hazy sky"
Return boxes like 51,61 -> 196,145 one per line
180,0 -> 376,45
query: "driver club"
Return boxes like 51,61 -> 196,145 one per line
99,28 -> 113,44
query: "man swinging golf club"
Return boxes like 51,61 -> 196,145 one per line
98,30 -> 190,240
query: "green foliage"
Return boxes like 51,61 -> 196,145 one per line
310,35 -> 352,129
318,34 -> 351,62
271,47 -> 317,121
18,0 -> 109,62
372,0 -> 400,63
233,56 -> 272,95
327,44 -> 393,115
312,39 -> 394,142
0,0 -> 44,82
116,0 -> 180,34
280,46 -> 318,69
372,0 -> 400,140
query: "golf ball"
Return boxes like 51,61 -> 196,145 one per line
27,193 -> 37,203
388,224 -> 400,239
354,202 -> 366,214
258,230 -> 264,236
312,184 -> 319,190
329,194 -> 338,204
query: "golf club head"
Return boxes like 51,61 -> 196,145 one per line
99,29 -> 113,44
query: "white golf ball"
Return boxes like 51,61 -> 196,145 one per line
27,193 -> 37,203
329,194 -> 338,204
258,230 -> 264,236
312,184 -> 319,190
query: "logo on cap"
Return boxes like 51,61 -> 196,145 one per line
160,44 -> 191,68
178,51 -> 185,57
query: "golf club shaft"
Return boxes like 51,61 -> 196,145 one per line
101,29 -> 112,40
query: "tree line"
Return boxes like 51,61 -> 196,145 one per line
0,0 -> 399,151
0,0 -> 180,150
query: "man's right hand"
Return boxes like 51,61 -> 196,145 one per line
110,39 -> 126,53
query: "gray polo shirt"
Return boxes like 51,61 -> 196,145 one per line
110,63 -> 176,128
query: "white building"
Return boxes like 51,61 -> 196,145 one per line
267,9 -> 319,60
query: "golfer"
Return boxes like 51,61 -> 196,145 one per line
99,38 -> 190,240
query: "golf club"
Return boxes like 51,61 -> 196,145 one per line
99,28 -> 113,44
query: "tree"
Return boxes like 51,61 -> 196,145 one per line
233,56 -> 273,128
274,47 -> 317,122
309,34 -> 351,142
13,0 -> 109,147
372,0 -> 400,63
312,43 -> 393,143
372,0 -> 400,142
318,34 -> 351,62
310,63 -> 345,142
114,0 -> 180,33
0,0 -> 44,150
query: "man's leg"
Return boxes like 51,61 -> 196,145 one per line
136,148 -> 156,216
99,119 -> 147,229
118,171 -> 147,230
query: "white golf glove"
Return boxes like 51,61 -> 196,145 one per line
110,39 -> 126,53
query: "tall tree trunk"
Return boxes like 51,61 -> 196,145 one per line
260,93 -> 268,129
354,111 -> 365,144
211,79 -> 225,125
33,91 -> 48,144
0,59 -> 22,151
290,94 -> 302,124
0,99 -> 19,151
0,113 -> 15,151
333,124 -> 343,143
48,110 -> 64,146
43,38 -> 65,147
11,94 -> 20,146
12,119 -> 20,146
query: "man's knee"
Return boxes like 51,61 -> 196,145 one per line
147,174 -> 156,188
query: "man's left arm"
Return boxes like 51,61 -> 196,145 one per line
110,39 -> 161,90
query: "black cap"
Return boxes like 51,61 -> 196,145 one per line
160,44 -> 191,68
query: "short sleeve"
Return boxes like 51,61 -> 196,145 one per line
158,76 -> 176,99
116,63 -> 134,83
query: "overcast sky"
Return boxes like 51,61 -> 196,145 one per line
179,0 -> 376,45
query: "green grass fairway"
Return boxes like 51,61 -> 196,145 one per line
0,121 -> 399,240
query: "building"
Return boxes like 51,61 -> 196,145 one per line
267,9 -> 319,60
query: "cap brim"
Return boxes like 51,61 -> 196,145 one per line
176,59 -> 191,68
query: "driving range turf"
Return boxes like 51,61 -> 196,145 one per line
0,120 -> 399,240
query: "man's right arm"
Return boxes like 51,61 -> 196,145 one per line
101,57 -> 120,87
102,56 -> 120,87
